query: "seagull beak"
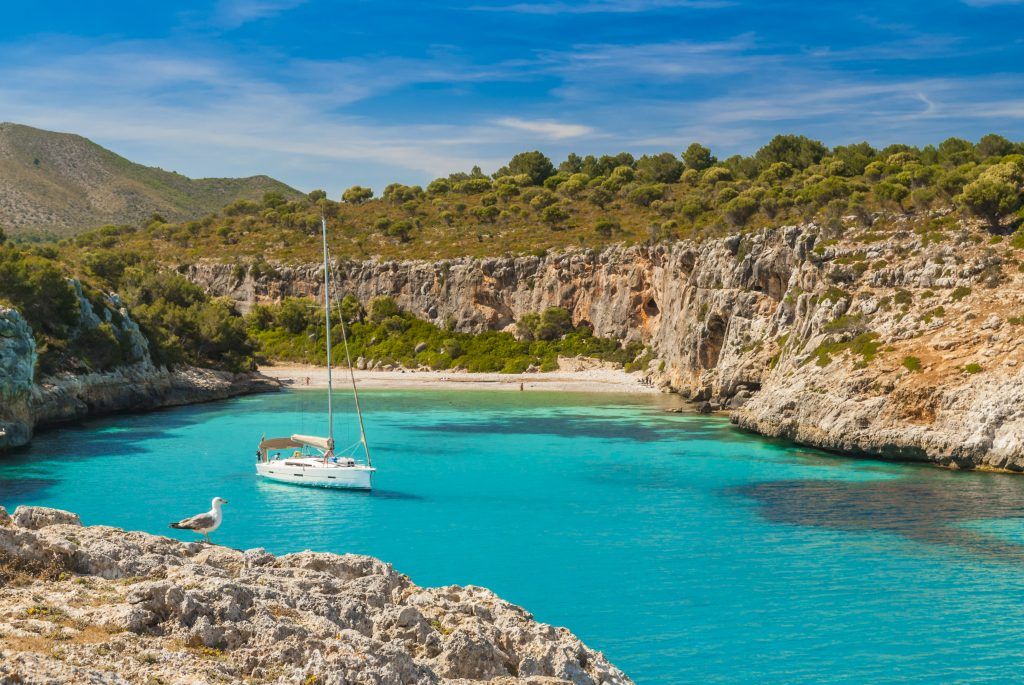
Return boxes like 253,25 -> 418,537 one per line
222,500 -> 229,505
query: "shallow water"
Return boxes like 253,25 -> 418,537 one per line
4,389 -> 1024,683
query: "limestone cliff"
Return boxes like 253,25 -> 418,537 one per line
0,307 -> 36,449
0,505 -> 630,685
188,219 -> 1024,470
0,282 -> 277,452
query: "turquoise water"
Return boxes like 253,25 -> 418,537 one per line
4,390 -> 1024,683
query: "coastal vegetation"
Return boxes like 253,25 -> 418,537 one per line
247,296 -> 646,373
35,133 -> 1024,265
0,240 -> 253,374
1,237 -> 644,377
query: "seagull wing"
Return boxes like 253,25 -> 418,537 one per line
170,511 -> 216,531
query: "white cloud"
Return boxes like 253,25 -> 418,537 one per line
472,0 -> 730,14
961,0 -> 1023,6
496,117 -> 595,139
540,35 -> 763,84
213,0 -> 308,27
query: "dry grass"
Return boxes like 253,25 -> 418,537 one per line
4,633 -> 55,653
0,550 -> 69,587
70,624 -> 115,645
268,604 -> 300,620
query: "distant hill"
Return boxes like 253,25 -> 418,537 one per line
0,123 -> 301,237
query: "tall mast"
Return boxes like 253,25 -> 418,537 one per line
323,237 -> 372,466
337,283 -> 372,467
321,215 -> 333,446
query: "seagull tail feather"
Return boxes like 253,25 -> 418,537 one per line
169,522 -> 184,529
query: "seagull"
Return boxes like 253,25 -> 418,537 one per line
170,497 -> 227,543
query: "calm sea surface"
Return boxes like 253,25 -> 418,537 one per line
4,389 -> 1024,683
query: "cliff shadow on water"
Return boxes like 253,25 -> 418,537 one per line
732,467 -> 1024,564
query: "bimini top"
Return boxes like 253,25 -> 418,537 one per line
259,434 -> 335,452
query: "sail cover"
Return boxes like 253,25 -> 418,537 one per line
290,434 -> 335,450
258,435 -> 335,452
259,437 -> 302,451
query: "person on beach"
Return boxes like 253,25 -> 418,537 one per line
520,382 -> 524,391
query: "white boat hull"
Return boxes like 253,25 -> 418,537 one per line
256,460 -> 374,490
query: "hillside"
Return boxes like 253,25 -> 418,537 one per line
52,134 -> 1024,265
0,123 -> 301,238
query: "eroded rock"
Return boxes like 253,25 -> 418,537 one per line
0,511 -> 632,685
11,506 -> 82,530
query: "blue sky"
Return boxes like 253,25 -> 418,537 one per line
2,0 -> 1023,193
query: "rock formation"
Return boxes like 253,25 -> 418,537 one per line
0,307 -> 36,449
188,219 -> 1024,470
0,505 -> 631,685
0,281 -> 277,452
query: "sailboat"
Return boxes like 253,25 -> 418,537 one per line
255,216 -> 375,490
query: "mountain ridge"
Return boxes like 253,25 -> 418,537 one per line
0,122 -> 301,237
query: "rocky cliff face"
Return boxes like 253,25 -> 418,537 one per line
0,281 -> 277,452
189,219 -> 1024,470
0,505 -> 630,685
0,307 -> 36,450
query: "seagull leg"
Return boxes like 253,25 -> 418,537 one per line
204,532 -> 210,544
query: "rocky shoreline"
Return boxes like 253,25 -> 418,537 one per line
1,360 -> 280,452
1,294 -> 280,452
0,505 -> 630,684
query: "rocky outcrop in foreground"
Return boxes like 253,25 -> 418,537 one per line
0,506 -> 629,684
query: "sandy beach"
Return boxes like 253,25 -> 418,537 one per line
260,363 -> 663,394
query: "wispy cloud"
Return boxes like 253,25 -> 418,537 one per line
804,34 -> 965,62
213,0 -> 308,27
961,0 -> 1023,6
472,0 -> 729,14
540,35 -> 763,83
496,117 -> 595,139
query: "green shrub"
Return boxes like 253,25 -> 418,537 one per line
120,268 -> 254,372
342,186 -> 374,204
540,205 -> 570,225
950,286 -> 972,302
249,299 -> 636,373
0,246 -> 79,337
820,287 -> 851,303
823,313 -> 866,333
964,363 -> 982,374
902,356 -> 922,372
70,322 -> 128,371
595,217 -> 620,238
626,184 -> 667,207
812,332 -> 880,369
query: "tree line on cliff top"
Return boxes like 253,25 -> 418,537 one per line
42,133 -> 1024,265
